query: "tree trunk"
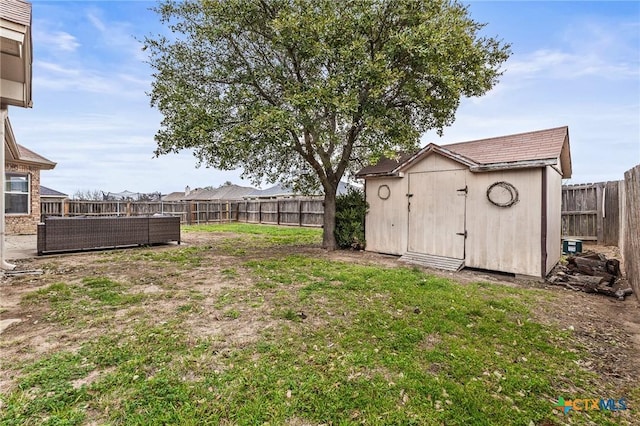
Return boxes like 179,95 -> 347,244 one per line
322,183 -> 338,250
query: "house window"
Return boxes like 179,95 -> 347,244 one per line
5,173 -> 30,214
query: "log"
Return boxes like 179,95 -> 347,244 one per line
564,275 -> 606,292
548,275 -> 628,299
577,252 -> 605,261
606,259 -> 621,276
567,256 -> 621,277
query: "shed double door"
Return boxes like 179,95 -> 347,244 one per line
407,170 -> 466,259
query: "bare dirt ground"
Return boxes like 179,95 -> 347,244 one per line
1,232 -> 639,399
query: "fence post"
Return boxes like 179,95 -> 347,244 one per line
596,184 -> 603,244
259,201 -> 262,224
298,199 -> 302,227
276,200 -> 280,225
63,199 -> 68,217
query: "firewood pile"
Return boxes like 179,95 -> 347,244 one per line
547,251 -> 633,300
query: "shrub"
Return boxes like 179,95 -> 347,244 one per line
335,188 -> 368,250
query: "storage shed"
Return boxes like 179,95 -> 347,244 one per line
356,126 -> 572,278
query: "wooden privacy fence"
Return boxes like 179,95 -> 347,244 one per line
561,181 -> 621,245
621,165 -> 639,301
237,199 -> 324,226
41,199 -> 325,228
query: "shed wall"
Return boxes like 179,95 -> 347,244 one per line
403,154 -> 466,173
364,177 -> 407,255
364,153 -> 554,277
546,166 -> 563,275
465,168 -> 542,277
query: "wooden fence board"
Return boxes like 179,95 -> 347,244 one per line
602,181 -> 620,246
622,165 -> 640,301
561,181 -> 620,244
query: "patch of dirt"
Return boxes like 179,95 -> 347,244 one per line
71,367 -> 115,390
1,232 -> 638,405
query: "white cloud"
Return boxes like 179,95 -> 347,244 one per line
505,49 -> 639,80
86,8 -> 148,62
33,28 -> 80,52
506,16 -> 639,82
33,60 -> 150,96
37,60 -> 80,76
87,11 -> 107,33
49,31 -> 80,52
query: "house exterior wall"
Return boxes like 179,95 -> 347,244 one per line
364,177 -> 407,255
5,162 -> 40,234
546,165 -> 563,275
464,168 -> 543,277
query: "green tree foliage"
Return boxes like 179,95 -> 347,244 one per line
335,188 -> 368,250
145,0 -> 510,249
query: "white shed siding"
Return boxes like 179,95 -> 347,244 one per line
364,177 -> 407,255
406,169 -> 466,258
465,169 -> 542,276
546,165 -> 563,274
404,153 -> 466,174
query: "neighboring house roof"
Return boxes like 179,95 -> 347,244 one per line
40,185 -> 68,198
3,116 -> 56,169
185,188 -> 219,201
356,126 -> 572,179
162,184 -> 256,201
161,191 -> 186,202
246,181 -> 356,199
212,184 -> 256,200
245,183 -> 295,198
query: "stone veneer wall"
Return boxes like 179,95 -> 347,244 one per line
5,163 -> 41,235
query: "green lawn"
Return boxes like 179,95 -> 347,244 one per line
0,224 -> 636,425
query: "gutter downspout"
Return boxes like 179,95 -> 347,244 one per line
0,108 -> 17,270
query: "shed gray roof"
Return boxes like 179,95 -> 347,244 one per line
357,126 -> 572,179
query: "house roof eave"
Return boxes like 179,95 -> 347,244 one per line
559,132 -> 572,178
469,158 -> 558,173
11,158 -> 56,170
354,171 -> 404,179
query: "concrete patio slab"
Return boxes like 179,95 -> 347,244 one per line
4,234 -> 37,260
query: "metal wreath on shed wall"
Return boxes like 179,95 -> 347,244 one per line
486,181 -> 519,207
378,184 -> 390,200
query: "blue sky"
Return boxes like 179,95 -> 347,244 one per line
7,0 -> 640,196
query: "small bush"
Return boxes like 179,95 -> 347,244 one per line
335,188 -> 368,250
